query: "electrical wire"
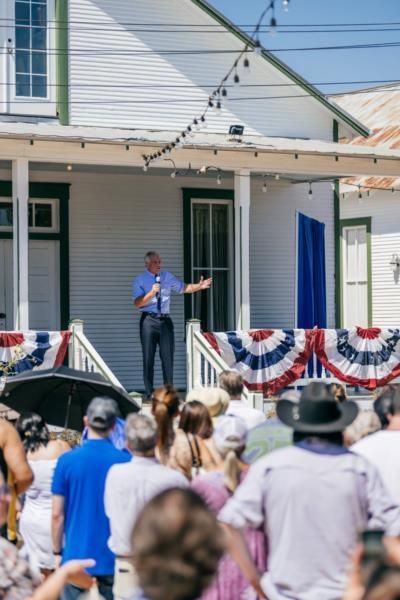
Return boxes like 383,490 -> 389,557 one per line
0,80 -> 398,89
2,41 -> 400,56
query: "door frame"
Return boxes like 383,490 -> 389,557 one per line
0,181 -> 70,329
182,188 -> 235,329
340,217 -> 372,327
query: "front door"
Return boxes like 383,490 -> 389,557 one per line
341,221 -> 371,328
0,239 -> 59,330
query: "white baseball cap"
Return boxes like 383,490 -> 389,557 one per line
213,415 -> 248,452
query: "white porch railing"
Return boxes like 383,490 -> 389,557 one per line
186,320 -> 264,410
68,319 -> 125,390
186,320 -> 349,411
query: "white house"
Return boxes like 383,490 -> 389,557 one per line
1,0 -> 399,393
334,85 -> 400,329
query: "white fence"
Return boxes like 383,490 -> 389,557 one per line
186,320 -> 264,410
186,320 -> 348,410
68,319 -> 125,390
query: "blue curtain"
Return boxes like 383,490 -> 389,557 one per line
297,213 -> 327,376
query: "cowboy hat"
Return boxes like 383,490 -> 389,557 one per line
277,382 -> 358,433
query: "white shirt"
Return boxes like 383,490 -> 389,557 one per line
352,430 -> 400,504
226,400 -> 266,430
104,456 -> 188,556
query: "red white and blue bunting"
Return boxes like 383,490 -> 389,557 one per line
314,327 -> 400,390
204,327 -> 400,394
0,331 -> 70,377
203,329 -> 313,396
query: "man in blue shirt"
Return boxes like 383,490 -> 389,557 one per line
133,251 -> 212,398
51,397 -> 131,600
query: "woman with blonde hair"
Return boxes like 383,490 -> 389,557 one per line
191,416 -> 267,600
151,385 -> 213,480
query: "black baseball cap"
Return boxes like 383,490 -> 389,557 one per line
86,396 -> 119,431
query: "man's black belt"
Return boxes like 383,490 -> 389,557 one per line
142,311 -> 170,318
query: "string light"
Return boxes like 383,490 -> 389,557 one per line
262,180 -> 268,193
358,186 -> 362,200
142,0 -> 289,168
282,0 -> 290,12
308,182 -> 313,200
217,172 -> 222,185
67,164 -> 72,171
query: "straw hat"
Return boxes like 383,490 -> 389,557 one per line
186,387 -> 230,419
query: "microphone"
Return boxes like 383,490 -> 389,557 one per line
155,274 -> 160,298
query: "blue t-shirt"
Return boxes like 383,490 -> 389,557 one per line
52,439 -> 131,575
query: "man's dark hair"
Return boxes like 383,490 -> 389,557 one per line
132,488 -> 224,600
374,385 -> 400,428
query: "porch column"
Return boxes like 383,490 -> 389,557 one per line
12,159 -> 29,330
234,169 -> 251,330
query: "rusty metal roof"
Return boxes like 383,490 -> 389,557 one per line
333,84 -> 400,190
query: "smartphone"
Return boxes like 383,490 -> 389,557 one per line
360,529 -> 386,584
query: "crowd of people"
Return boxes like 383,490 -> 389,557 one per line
3,372 -> 400,599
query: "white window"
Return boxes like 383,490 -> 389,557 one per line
0,0 -> 56,116
342,223 -> 370,328
191,199 -> 234,331
0,198 -> 59,232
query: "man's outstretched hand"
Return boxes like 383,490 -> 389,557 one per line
198,276 -> 212,290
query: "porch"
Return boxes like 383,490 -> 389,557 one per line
1,124 -> 400,393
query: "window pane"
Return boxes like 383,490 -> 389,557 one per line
212,205 -> 228,268
32,27 -> 46,49
28,203 -> 33,227
212,271 -> 229,331
193,204 -> 210,268
32,75 -> 47,97
16,49 -> 30,73
16,26 -> 30,49
193,269 -> 211,331
32,0 -> 47,3
34,203 -> 52,227
15,2 -> 30,25
0,203 -> 13,227
16,73 -> 30,96
31,3 -> 46,26
32,51 -> 46,74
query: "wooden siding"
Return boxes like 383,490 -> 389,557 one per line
68,0 -> 334,140
250,179 -> 335,329
341,191 -> 400,327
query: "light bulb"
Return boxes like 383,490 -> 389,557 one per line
308,183 -> 313,200
143,164 -> 148,172
275,173 -> 280,180
254,39 -> 262,55
282,0 -> 290,11
67,164 -> 72,171
217,173 -> 222,185
171,171 -> 177,179
262,182 -> 267,193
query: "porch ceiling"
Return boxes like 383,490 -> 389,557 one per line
0,122 -> 399,178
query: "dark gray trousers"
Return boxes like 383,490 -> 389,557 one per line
140,313 -> 174,397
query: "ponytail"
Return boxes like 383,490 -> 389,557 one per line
151,385 -> 180,457
223,449 -> 241,493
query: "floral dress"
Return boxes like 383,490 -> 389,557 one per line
0,537 -> 41,600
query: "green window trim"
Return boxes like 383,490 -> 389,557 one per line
339,216 -> 372,328
333,119 -> 341,328
0,181 -> 70,330
55,0 -> 69,125
182,187 -> 234,326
